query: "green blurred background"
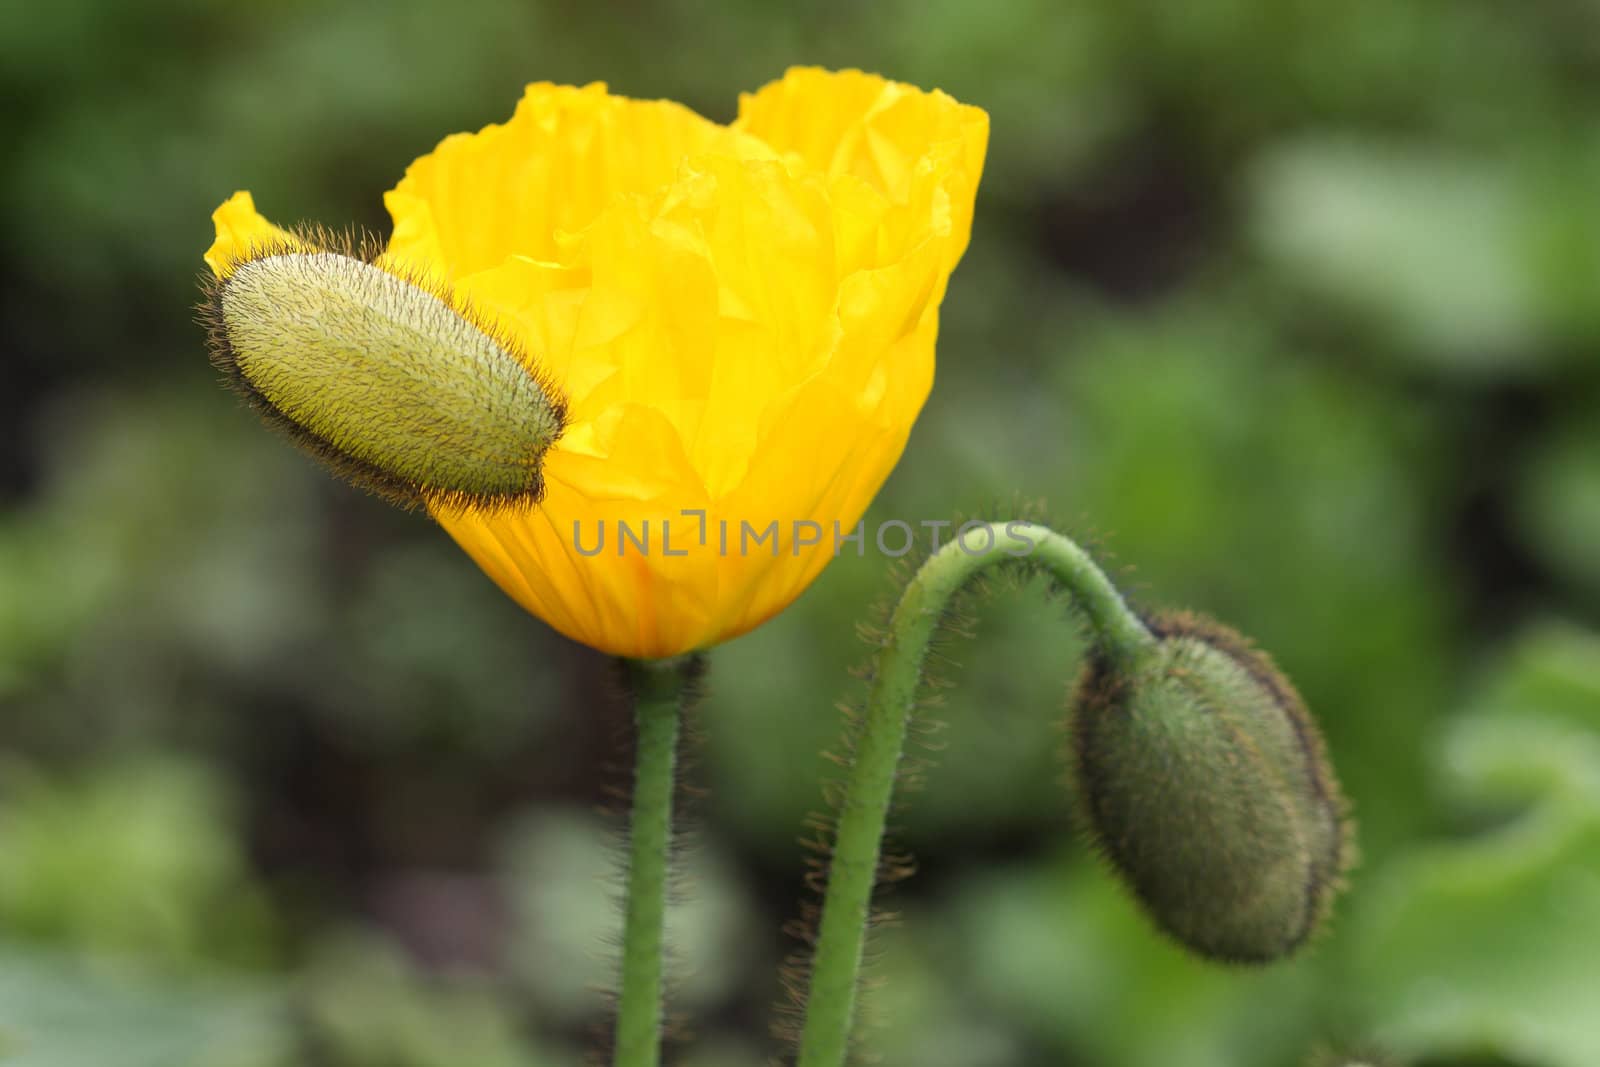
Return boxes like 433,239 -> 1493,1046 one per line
3,1 -> 1600,1064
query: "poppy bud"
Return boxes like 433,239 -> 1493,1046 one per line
202,248 -> 565,511
1070,611 -> 1351,962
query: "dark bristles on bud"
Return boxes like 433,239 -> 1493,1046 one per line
1070,610 -> 1351,963
199,235 -> 566,512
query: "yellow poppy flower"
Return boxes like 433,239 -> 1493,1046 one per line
204,67 -> 987,658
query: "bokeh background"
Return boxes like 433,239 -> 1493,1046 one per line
4,2 -> 1600,1065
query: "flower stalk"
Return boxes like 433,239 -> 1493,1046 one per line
794,522 -> 1155,1067
614,656 -> 699,1067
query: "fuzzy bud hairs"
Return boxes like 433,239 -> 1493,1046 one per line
201,236 -> 566,513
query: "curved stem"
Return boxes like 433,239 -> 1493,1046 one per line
794,522 -> 1154,1067
614,656 -> 696,1067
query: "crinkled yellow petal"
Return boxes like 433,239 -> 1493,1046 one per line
735,66 -> 990,271
204,191 -> 300,278
384,82 -> 776,280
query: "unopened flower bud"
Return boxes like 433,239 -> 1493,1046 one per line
1070,611 -> 1351,963
202,247 -> 565,510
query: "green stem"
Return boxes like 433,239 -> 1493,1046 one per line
794,522 -> 1154,1067
614,656 -> 695,1067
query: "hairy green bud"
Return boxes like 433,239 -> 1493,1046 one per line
202,249 -> 565,510
1071,611 -> 1350,963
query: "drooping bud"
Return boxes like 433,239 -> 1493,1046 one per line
1070,611 -> 1351,963
201,247 -> 566,510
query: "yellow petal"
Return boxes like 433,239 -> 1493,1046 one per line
384,82 -> 774,280
203,191 -> 300,278
735,66 -> 989,270
437,403 -> 721,657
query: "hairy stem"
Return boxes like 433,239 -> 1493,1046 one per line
794,522 -> 1154,1067
614,656 -> 696,1067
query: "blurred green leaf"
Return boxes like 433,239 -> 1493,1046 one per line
0,756 -> 276,968
0,947 -> 284,1067
1251,140 -> 1560,374
1343,623 -> 1600,1067
297,932 -> 573,1067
